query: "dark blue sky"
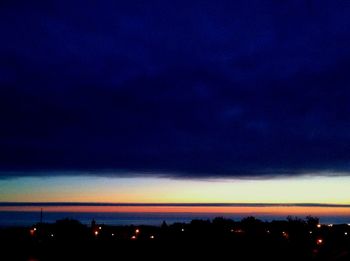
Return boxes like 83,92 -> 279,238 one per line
1,0 -> 350,178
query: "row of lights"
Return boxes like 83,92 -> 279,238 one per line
93,226 -> 326,245
131,229 -> 155,240
34,223 -> 350,240
94,228 -> 155,240
30,228 -> 55,238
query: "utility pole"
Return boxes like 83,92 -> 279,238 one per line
40,208 -> 43,224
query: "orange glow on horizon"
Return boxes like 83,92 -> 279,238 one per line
2,176 -> 350,205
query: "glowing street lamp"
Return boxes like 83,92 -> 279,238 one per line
317,239 -> 323,245
135,229 -> 140,234
282,231 -> 289,239
150,235 -> 155,239
131,235 -> 136,240
317,224 -> 321,228
94,231 -> 99,236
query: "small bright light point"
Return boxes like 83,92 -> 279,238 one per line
51,234 -> 54,237
309,231 -> 313,234
150,235 -> 154,239
328,224 -> 333,227
230,229 -> 234,232
131,235 -> 136,240
266,230 -> 270,233
181,228 -> 184,232
135,229 -> 140,233
317,224 -> 321,228
33,228 -> 37,231
99,226 -> 102,230
317,239 -> 323,245
282,231 -> 288,238
345,232 -> 348,235
112,233 -> 114,236
94,231 -> 98,236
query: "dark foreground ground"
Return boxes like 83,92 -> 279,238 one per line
1,216 -> 349,260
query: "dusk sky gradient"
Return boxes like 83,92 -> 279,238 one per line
1,1 -> 350,206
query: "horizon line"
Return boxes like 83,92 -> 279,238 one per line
1,202 -> 350,208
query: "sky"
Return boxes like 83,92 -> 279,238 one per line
1,175 -> 350,204
1,1 -> 350,206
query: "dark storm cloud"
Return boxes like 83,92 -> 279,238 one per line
1,0 -> 350,178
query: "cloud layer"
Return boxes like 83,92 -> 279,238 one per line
1,0 -> 350,178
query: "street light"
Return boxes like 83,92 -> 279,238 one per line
282,231 -> 289,239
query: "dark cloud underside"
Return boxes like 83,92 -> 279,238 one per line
1,0 -> 350,178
